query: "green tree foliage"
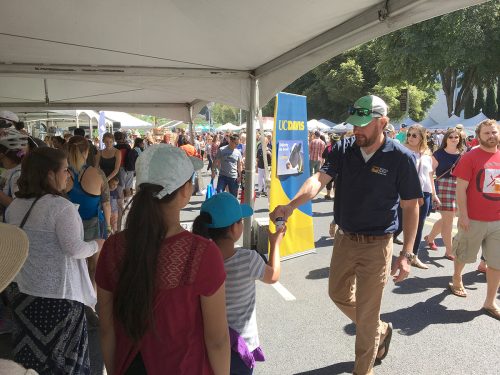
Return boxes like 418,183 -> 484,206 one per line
475,86 -> 485,114
375,1 -> 500,117
497,80 -> 500,120
464,92 -> 476,119
484,85 -> 498,119
211,103 -> 239,125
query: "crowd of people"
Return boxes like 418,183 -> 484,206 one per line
1,98 -> 499,375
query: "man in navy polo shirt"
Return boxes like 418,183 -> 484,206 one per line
270,95 -> 422,375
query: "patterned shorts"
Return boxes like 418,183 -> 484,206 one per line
436,176 -> 456,212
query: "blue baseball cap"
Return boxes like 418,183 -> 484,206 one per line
201,192 -> 253,228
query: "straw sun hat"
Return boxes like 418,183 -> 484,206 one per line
0,222 -> 29,292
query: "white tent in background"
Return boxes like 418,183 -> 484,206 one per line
218,122 -> 240,131
428,114 -> 462,130
104,111 -> 152,129
461,112 -> 488,129
332,122 -> 353,133
307,119 -> 331,131
420,117 -> 438,128
319,119 -> 337,128
239,117 -> 274,131
396,117 -> 416,127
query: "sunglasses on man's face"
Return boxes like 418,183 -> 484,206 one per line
348,106 -> 383,117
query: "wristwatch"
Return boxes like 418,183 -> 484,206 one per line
399,250 -> 416,262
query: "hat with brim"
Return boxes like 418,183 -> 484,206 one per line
135,144 -> 203,199
201,192 -> 253,228
0,223 -> 29,292
345,95 -> 388,127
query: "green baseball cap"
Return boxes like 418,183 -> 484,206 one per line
345,95 -> 388,127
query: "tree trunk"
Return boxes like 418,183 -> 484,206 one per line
440,67 -> 458,117
454,66 -> 477,116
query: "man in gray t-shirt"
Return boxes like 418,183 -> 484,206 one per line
214,134 -> 243,197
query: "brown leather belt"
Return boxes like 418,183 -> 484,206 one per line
338,229 -> 392,244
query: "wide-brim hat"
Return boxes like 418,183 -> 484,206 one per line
0,223 -> 29,292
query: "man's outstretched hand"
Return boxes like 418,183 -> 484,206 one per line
270,205 -> 293,223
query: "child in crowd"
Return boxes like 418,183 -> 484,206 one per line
193,192 -> 285,375
108,176 -> 120,233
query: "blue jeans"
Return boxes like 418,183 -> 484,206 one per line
230,350 -> 253,375
394,192 -> 431,255
216,175 -> 239,197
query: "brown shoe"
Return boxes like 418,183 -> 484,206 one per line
411,256 -> 429,269
329,223 -> 337,238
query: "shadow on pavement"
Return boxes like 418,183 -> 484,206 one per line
391,271 -> 485,295
306,267 -> 329,280
294,361 -> 354,374
312,211 -> 334,218
315,236 -> 333,249
343,288 -> 484,337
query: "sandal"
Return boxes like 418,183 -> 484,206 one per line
424,235 -> 438,250
482,306 -> 500,321
448,282 -> 467,297
445,254 -> 456,261
376,322 -> 393,362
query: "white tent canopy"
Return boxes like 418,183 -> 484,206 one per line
420,117 -> 438,128
427,114 -> 463,129
0,0 -> 487,121
103,111 -> 152,129
307,119 -> 331,131
332,123 -> 354,133
218,122 -> 240,131
461,112 -> 489,129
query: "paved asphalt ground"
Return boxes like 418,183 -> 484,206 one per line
185,169 -> 500,375
2,167 -> 499,374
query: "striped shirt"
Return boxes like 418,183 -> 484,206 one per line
309,138 -> 326,161
224,248 -> 266,351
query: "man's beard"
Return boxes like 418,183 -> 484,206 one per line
355,133 -> 377,148
479,135 -> 499,149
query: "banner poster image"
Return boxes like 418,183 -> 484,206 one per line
269,92 -> 315,258
277,140 -> 304,176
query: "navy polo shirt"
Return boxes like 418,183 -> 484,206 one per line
320,136 -> 422,235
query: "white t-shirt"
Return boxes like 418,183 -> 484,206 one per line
413,152 -> 433,193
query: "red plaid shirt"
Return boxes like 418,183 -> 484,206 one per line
309,138 -> 326,161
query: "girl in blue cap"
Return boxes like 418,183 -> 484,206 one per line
193,192 -> 285,375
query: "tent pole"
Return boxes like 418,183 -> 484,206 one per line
188,105 -> 195,145
243,77 -> 258,248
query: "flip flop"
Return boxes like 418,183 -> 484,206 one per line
448,282 -> 467,297
477,267 -> 487,274
444,254 -> 456,261
376,322 -> 393,362
482,307 -> 500,321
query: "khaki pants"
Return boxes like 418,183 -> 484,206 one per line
329,230 -> 393,375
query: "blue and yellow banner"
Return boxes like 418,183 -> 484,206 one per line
269,92 -> 315,258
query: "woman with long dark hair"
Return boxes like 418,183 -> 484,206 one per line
5,147 -> 103,374
96,144 -> 229,375
424,127 -> 464,260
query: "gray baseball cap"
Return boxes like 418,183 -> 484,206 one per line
135,144 -> 203,199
